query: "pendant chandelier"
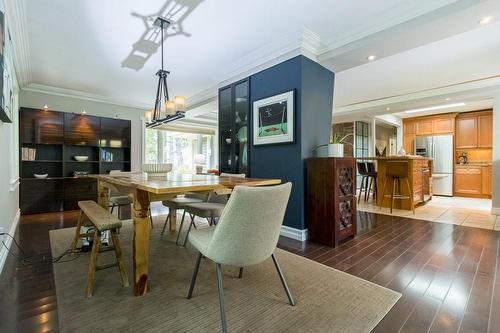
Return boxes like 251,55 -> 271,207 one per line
145,17 -> 186,128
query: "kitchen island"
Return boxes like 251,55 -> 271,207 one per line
359,156 -> 433,211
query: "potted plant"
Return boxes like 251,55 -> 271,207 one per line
313,134 -> 352,157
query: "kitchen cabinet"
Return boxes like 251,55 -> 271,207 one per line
403,134 -> 415,155
455,111 -> 492,149
455,166 -> 483,196
433,117 -> 454,134
455,117 -> 477,148
482,165 -> 492,196
404,122 -> 415,135
478,114 -> 493,148
416,119 -> 433,135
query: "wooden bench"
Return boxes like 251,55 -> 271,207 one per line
71,200 -> 129,297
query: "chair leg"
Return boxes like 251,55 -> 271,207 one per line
149,208 -> 154,229
238,267 -> 243,279
365,177 -> 372,202
85,230 -> 102,298
358,176 -> 366,204
187,252 -> 203,299
175,211 -> 187,246
71,210 -> 84,253
379,178 -> 388,210
271,253 -> 295,306
373,177 -> 378,201
391,178 -> 397,214
161,212 -> 170,236
110,203 -> 115,214
406,178 -> 415,215
110,229 -> 129,287
182,214 -> 195,247
215,263 -> 228,333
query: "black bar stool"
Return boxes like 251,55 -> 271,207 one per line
379,160 -> 415,214
357,162 -> 377,204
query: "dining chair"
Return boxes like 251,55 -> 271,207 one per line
186,182 -> 294,333
161,193 -> 208,235
177,172 -> 246,246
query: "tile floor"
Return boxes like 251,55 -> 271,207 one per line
358,195 -> 500,230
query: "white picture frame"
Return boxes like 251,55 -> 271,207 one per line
253,90 -> 294,146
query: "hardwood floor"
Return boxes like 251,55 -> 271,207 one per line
1,207 -> 499,332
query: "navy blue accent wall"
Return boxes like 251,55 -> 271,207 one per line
249,55 -> 334,230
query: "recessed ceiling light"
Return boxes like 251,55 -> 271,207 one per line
405,102 -> 465,114
479,16 -> 494,25
367,55 -> 376,61
386,107 -> 391,111
445,97 -> 451,101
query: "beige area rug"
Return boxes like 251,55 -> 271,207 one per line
50,219 -> 401,333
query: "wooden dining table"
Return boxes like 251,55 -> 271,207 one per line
90,173 -> 281,296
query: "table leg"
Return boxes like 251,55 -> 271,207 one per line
169,208 -> 177,231
97,180 -> 110,209
133,188 -> 151,296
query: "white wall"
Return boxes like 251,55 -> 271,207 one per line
0,0 -> 21,274
492,95 -> 500,214
19,90 -> 144,170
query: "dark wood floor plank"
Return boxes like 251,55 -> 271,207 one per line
1,207 -> 499,333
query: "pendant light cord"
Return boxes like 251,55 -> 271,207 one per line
161,21 -> 164,71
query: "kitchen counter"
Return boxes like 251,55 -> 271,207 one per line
372,157 -> 433,211
357,155 -> 432,160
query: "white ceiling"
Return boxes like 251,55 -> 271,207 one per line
9,0 -> 500,125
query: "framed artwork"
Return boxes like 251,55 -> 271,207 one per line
253,90 -> 294,145
0,10 -> 10,123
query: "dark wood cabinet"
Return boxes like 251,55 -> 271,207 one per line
19,108 -> 132,214
20,108 -> 64,144
218,79 -> 250,175
20,179 -> 64,214
306,157 -> 357,247
64,113 -> 100,146
100,118 -> 131,148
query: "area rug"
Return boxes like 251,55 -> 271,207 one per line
50,219 -> 401,332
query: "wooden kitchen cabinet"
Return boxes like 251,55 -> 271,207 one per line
478,114 -> 493,148
456,117 -> 477,148
416,119 -> 433,135
482,165 -> 492,196
432,117 -> 454,134
403,134 -> 415,155
404,122 -> 415,134
455,166 -> 482,196
455,111 -> 492,149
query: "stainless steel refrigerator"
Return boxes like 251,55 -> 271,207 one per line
415,135 -> 453,196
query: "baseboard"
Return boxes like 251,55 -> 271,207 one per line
0,209 -> 21,275
280,225 -> 308,242
492,207 -> 500,216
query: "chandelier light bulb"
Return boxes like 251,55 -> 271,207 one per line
174,96 -> 187,111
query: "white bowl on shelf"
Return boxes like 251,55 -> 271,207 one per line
142,163 -> 173,175
74,155 -> 89,162
34,173 -> 48,179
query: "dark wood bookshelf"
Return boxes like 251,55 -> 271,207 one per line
19,108 -> 132,214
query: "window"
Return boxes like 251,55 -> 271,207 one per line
355,121 -> 370,189
144,128 -> 215,174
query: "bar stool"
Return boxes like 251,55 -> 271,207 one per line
357,162 -> 377,204
366,162 -> 378,201
379,161 -> 415,214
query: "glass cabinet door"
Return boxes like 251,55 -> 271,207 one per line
233,80 -> 248,175
218,87 -> 232,173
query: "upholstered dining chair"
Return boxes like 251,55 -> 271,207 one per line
161,193 -> 208,235
176,172 -> 246,246
186,182 -> 294,333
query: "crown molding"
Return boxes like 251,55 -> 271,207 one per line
5,0 -> 32,88
22,83 -> 151,110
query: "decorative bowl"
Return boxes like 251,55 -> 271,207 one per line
74,155 -> 89,162
34,173 -> 48,179
142,163 -> 173,174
